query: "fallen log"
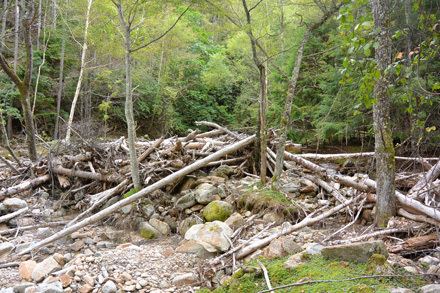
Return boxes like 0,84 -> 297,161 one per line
389,233 -> 439,254
138,136 -> 164,163
196,121 -> 240,139
407,159 -> 440,200
52,166 -> 125,183
0,207 -> 28,223
0,174 -> 51,201
17,135 -> 256,255
333,174 -> 440,222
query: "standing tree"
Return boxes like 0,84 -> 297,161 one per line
370,0 -> 396,226
0,0 -> 38,161
112,0 -> 191,190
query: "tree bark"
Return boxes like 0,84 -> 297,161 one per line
17,135 -> 255,255
0,174 -> 51,201
0,0 -> 7,52
65,0 -> 92,142
370,0 -> 396,226
52,166 -> 125,183
113,0 -> 141,190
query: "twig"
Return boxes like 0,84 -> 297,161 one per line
0,207 -> 28,223
257,260 -> 272,290
0,262 -> 20,268
0,221 -> 67,235
328,227 -> 410,245
258,274 -> 437,293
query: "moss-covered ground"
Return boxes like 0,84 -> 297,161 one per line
198,255 -> 428,293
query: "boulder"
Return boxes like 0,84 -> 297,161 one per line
210,165 -> 234,179
0,242 -> 14,258
194,221 -> 233,252
175,239 -> 216,259
3,198 -> 27,212
388,289 -> 415,293
280,183 -> 300,194
19,260 -> 37,280
139,222 -> 162,239
178,217 -> 197,236
366,254 -> 394,275
321,240 -> 388,263
224,212 -> 244,229
175,192 -> 197,209
194,183 -> 218,204
420,284 -> 440,293
262,211 -> 284,225
184,224 -> 204,240
149,218 -> 170,235
172,273 -> 198,286
31,256 -> 62,282
263,237 -> 301,259
37,282 -> 63,293
12,282 -> 34,293
305,243 -> 324,255
203,201 -> 233,222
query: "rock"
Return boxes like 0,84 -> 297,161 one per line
0,242 -> 14,258
70,239 -> 85,251
139,222 -> 162,239
203,201 -> 233,222
15,242 -> 34,254
172,273 -> 198,286
3,198 -> 27,212
37,227 -> 53,238
120,204 -> 132,214
403,266 -> 418,274
163,215 -> 177,232
121,284 -> 136,291
389,288 -> 415,293
321,240 -> 388,263
175,192 -> 197,209
24,287 -> 38,293
159,280 -> 171,289
149,218 -> 170,235
102,280 -> 117,293
83,274 -> 95,286
184,224 -> 204,240
178,217 -> 197,236
263,237 -> 301,259
262,211 -> 284,225
78,284 -> 94,293
224,212 -> 244,229
100,196 -> 120,211
300,185 -> 315,193
195,221 -> 233,252
58,274 -> 72,287
37,281 -> 63,293
305,243 -> 324,255
280,183 -> 300,193
52,253 -> 66,266
31,256 -> 62,282
366,254 -> 394,275
420,284 -> 440,293
218,184 -> 227,199
180,177 -> 197,193
140,203 -> 155,219
210,165 -> 234,179
194,183 -> 218,204
419,255 -> 440,266
175,239 -> 216,259
19,260 -> 37,280
12,282 -> 34,293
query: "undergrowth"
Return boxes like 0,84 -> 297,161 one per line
198,255 -> 428,293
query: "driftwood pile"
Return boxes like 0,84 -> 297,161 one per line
0,121 -> 439,273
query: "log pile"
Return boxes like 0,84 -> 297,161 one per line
0,121 -> 439,276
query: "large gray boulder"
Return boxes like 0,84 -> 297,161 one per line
149,218 -> 170,235
139,222 -> 162,239
3,198 -> 27,212
321,240 -> 388,263
194,183 -> 218,204
194,221 -> 233,252
31,256 -> 62,282
175,192 -> 197,209
420,284 -> 440,293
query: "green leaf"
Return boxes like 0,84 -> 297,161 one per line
364,48 -> 371,56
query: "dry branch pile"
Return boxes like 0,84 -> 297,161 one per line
0,121 -> 439,285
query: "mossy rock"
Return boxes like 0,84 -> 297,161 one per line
366,254 -> 394,275
203,200 -> 233,222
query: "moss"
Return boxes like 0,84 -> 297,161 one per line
232,269 -> 244,279
208,255 -> 427,293
140,229 -> 155,239
203,201 -> 232,222
123,187 -> 141,199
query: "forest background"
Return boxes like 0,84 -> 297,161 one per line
0,0 -> 439,156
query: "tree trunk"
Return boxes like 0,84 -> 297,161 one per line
65,0 -> 92,142
370,0 -> 396,227
1,0 -> 7,52
54,33 -> 65,140
36,0 -> 41,50
259,63 -> 267,184
273,27 -> 311,190
114,0 -> 141,189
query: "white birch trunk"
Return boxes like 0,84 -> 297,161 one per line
65,0 -> 92,142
